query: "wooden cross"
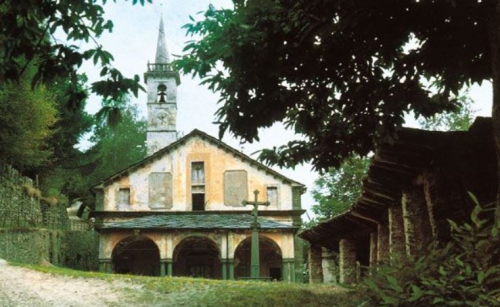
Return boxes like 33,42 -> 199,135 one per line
242,190 -> 270,223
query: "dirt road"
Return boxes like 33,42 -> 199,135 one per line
0,259 -> 139,307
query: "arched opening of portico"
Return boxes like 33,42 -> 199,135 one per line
173,236 -> 221,279
112,235 -> 160,276
233,235 -> 283,281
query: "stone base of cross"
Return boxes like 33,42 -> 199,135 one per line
242,190 -> 270,279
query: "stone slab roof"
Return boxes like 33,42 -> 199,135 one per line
98,214 -> 297,231
300,117 -> 496,250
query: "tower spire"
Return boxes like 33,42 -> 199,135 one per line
155,15 -> 170,64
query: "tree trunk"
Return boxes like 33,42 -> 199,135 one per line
489,1 -> 500,223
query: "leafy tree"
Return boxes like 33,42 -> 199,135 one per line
0,0 -> 150,107
42,98 -> 147,206
176,1 -> 500,214
418,91 -> 475,132
0,67 -> 58,170
45,74 -> 94,165
37,74 -> 95,201
86,99 -> 147,187
311,156 -> 369,222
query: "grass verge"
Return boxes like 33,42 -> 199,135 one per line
13,263 -> 361,306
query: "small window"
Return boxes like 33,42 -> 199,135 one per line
117,188 -> 130,208
192,194 -> 205,211
191,162 -> 205,184
267,186 -> 279,206
191,162 -> 205,211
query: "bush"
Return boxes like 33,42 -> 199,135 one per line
362,194 -> 500,306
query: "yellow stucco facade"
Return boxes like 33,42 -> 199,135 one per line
93,130 -> 305,282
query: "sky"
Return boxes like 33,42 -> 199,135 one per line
80,0 -> 493,220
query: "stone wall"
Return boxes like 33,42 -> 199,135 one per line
0,229 -> 99,270
0,164 -> 99,270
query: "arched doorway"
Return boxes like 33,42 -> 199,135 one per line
234,236 -> 283,281
173,236 -> 221,279
112,235 -> 160,276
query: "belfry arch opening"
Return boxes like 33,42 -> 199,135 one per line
173,236 -> 221,279
157,83 -> 167,102
112,235 -> 160,276
234,235 -> 283,281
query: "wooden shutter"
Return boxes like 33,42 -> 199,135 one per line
149,172 -> 173,209
224,170 -> 248,207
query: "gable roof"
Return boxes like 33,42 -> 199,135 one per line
92,129 -> 305,190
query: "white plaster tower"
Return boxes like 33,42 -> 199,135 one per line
144,16 -> 181,155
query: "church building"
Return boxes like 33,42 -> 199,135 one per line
91,17 -> 305,282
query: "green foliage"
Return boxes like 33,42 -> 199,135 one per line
0,0 -> 150,103
419,90 -> 476,131
309,156 -> 369,224
87,100 -> 147,183
0,68 -> 58,170
176,1 -> 492,171
0,229 -> 98,270
362,198 -> 500,306
62,231 -> 99,271
45,74 -> 93,165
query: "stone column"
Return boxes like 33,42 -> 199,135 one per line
228,259 -> 235,280
339,238 -> 357,284
160,259 -> 167,277
402,187 -> 433,258
389,206 -> 406,264
99,258 -> 112,273
165,234 -> 173,277
221,231 -> 229,280
423,171 -> 467,241
221,259 -> 228,280
293,235 -> 304,283
369,232 -> 378,268
322,248 -> 338,284
283,259 -> 294,282
377,221 -> 390,265
308,244 -> 324,284
167,259 -> 173,277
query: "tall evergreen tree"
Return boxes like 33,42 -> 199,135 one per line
0,66 -> 58,171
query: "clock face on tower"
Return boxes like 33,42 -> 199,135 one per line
150,108 -> 175,129
157,111 -> 168,124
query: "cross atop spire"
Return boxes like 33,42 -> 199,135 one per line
155,16 -> 170,64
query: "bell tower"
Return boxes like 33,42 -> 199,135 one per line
144,16 -> 181,155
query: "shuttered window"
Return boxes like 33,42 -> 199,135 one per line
149,172 -> 173,209
224,170 -> 248,207
117,188 -> 130,209
267,186 -> 279,206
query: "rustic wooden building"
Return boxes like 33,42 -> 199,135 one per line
91,17 -> 305,282
300,117 -> 497,284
